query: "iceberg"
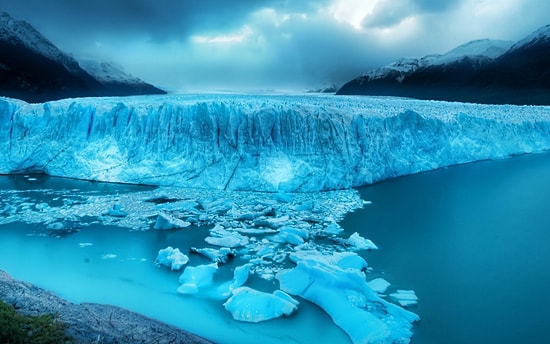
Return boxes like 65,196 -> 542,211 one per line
177,263 -> 219,295
155,246 -> 189,271
189,247 -> 235,263
153,212 -> 191,230
177,262 -> 252,300
223,287 -> 299,323
205,225 -> 249,248
367,278 -> 391,294
2,94 -> 550,192
390,290 -> 419,307
336,232 -> 378,251
269,226 -> 309,245
277,251 -> 419,344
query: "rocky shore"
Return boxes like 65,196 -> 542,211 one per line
0,270 -> 214,344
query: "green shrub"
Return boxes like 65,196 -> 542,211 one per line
0,300 -> 71,344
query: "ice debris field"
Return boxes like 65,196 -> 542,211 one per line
2,93 -> 550,343
2,94 -> 550,192
0,181 -> 418,343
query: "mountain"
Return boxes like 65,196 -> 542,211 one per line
78,59 -> 167,97
0,12 -> 165,103
360,39 -> 512,83
337,25 -> 550,105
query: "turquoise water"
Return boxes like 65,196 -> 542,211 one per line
0,175 -> 349,344
1,151 -> 550,343
342,151 -> 550,344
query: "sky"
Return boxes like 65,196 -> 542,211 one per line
1,0 -> 549,92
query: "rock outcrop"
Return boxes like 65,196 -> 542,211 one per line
0,270 -> 213,344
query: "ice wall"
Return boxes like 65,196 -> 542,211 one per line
1,94 -> 550,192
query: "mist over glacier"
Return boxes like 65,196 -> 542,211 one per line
2,94 -> 550,192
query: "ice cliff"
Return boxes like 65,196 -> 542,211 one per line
1,94 -> 550,192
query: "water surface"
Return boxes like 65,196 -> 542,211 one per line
1,151 -> 549,343
342,152 -> 550,344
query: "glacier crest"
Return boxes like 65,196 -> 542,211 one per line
1,94 -> 550,192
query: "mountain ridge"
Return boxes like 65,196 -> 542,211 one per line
0,12 -> 166,103
337,25 -> 550,105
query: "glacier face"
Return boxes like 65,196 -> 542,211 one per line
1,94 -> 550,192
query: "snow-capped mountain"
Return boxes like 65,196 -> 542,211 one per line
508,24 -> 550,52
363,39 -> 512,82
0,12 -> 165,103
78,59 -> 167,97
79,59 -> 144,84
0,12 -> 81,73
338,25 -> 550,105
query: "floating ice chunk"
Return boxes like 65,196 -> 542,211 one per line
273,192 -> 293,203
215,264 -> 252,299
338,232 -> 378,251
46,222 -> 64,230
177,263 -> 218,295
223,287 -> 299,323
291,250 -> 368,271
323,222 -> 343,235
190,247 -> 235,263
153,212 -> 191,230
176,262 -> 252,299
156,246 -> 189,271
254,215 -> 290,229
390,290 -> 418,307
205,225 -> 249,248
201,198 -> 232,214
205,236 -> 248,248
106,204 -> 127,217
367,278 -> 391,294
269,226 -> 309,245
101,253 -> 117,259
277,251 -> 419,344
233,212 -> 259,221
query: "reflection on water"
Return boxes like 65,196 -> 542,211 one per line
342,151 -> 550,344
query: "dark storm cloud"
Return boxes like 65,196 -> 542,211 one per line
1,0 -> 330,41
362,0 -> 462,29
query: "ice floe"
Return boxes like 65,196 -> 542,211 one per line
224,287 -> 299,323
155,246 -> 189,271
277,251 -> 419,344
153,212 -> 191,230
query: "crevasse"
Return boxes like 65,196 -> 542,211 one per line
1,94 -> 550,192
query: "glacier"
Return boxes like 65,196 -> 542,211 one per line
2,92 -> 550,343
2,94 -> 550,192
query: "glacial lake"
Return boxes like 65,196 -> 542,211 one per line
1,150 -> 550,343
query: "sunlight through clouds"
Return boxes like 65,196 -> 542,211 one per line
326,0 -> 377,29
192,26 -> 253,44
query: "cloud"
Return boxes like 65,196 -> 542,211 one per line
115,8 -> 392,91
1,0 -> 331,42
361,0 -> 463,29
2,0 -> 549,91
361,0 -> 416,29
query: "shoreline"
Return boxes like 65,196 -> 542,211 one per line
0,270 -> 214,344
